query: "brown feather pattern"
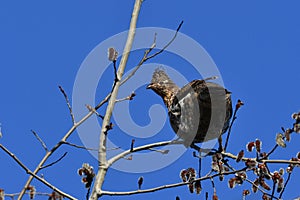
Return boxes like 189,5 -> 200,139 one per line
147,69 -> 232,147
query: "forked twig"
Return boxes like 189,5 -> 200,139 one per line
58,85 -> 75,125
40,152 -> 68,170
120,20 -> 184,85
224,99 -> 244,151
0,144 -> 76,200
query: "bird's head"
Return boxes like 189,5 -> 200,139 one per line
147,68 -> 179,107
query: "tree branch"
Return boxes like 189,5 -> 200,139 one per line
40,152 -> 68,170
0,144 -> 76,200
100,168 -> 244,197
106,140 -> 183,168
58,85 -> 75,125
31,130 -> 48,152
90,1 -> 143,199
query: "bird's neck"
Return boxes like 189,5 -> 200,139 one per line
162,87 -> 179,109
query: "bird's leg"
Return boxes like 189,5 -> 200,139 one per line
190,142 -> 201,152
190,142 -> 216,156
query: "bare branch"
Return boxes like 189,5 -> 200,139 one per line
63,141 -> 98,151
58,85 -> 75,125
0,144 -> 76,200
115,92 -> 136,103
86,104 -> 104,119
279,172 -> 291,199
31,130 -> 48,152
223,152 -> 300,165
224,99 -> 244,151
100,168 -> 245,197
107,140 -> 184,168
120,21 -> 184,85
90,1 -> 144,199
40,152 -> 68,170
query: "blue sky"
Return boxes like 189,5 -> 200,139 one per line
0,1 -> 300,200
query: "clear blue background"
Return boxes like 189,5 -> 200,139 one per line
0,1 -> 300,200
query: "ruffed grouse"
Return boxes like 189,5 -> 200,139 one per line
147,69 -> 232,151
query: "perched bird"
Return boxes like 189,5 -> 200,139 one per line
147,69 -> 232,151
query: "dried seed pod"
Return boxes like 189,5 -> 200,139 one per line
262,193 -> 271,200
219,174 -> 224,181
228,177 -> 236,189
247,141 -> 255,152
276,133 -> 286,148
260,179 -> 271,190
252,178 -> 259,193
277,177 -> 284,193
0,189 -> 4,200
245,159 -> 257,169
26,186 -> 36,199
286,164 -> 294,173
188,183 -> 194,193
78,163 -> 95,188
279,168 -> 285,176
237,172 -> 247,181
272,171 -> 281,182
213,192 -> 218,200
236,99 -> 244,109
194,180 -> 202,194
108,47 -> 118,62
138,176 -> 144,190
285,128 -> 292,142
243,189 -> 250,196
255,139 -> 262,153
211,162 -> 219,172
180,169 -> 188,182
293,123 -> 300,133
236,150 -> 244,162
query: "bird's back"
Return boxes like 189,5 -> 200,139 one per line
169,80 -> 232,145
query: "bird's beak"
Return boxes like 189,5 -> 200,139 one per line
146,83 -> 153,89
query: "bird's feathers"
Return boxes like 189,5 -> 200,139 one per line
147,69 -> 233,145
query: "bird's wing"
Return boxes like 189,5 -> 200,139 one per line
175,80 -> 229,102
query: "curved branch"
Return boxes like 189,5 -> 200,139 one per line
107,140 -> 184,168
0,144 -> 76,200
100,168 -> 245,197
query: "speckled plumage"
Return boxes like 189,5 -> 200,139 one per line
147,69 -> 232,148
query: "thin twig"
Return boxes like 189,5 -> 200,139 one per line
58,85 -> 75,125
86,188 -> 91,200
5,191 -> 56,199
40,152 -> 68,170
120,21 -> 184,85
271,181 -> 276,200
279,172 -> 291,199
106,140 -> 184,168
62,141 -> 98,151
115,92 -> 136,103
244,179 -> 279,200
0,144 -> 76,200
18,9 -> 183,200
224,99 -> 243,151
143,21 -> 183,61
222,152 -> 300,165
86,104 -> 104,119
100,167 -> 245,197
31,130 -> 48,152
